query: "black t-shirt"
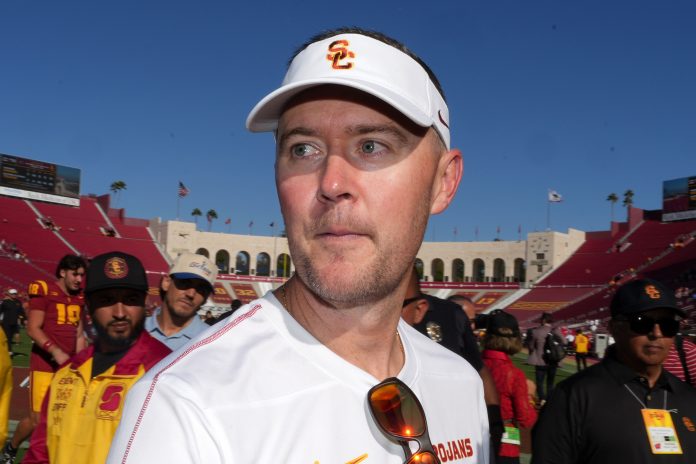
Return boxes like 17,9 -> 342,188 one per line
0,298 -> 24,326
414,295 -> 484,371
532,348 -> 696,463
91,348 -> 130,378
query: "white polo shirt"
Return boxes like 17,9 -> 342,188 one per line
108,293 -> 489,464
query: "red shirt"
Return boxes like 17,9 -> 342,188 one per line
663,338 -> 696,387
29,281 -> 85,372
483,349 -> 537,458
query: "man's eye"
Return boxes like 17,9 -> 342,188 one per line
291,144 -> 318,157
361,140 -> 385,154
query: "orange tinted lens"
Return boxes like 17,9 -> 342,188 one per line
369,382 -> 425,438
408,451 -> 439,464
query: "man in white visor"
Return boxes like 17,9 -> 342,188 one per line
109,28 -> 489,464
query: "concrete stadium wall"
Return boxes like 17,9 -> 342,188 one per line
151,219 -> 585,283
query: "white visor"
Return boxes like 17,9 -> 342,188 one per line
246,33 -> 450,149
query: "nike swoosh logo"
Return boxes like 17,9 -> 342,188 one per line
438,110 -> 450,129
345,454 -> 368,464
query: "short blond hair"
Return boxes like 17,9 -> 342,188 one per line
483,328 -> 523,355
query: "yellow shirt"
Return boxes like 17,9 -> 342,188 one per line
24,332 -> 170,464
575,333 -> 589,354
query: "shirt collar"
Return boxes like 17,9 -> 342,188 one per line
145,306 -> 207,340
602,347 -> 675,391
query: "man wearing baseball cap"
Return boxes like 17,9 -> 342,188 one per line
110,28 -> 489,463
144,252 -> 217,351
533,278 -> 696,463
24,251 -> 170,464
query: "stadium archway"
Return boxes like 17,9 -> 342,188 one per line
414,258 -> 424,279
473,259 -> 485,282
235,251 -> 250,275
431,259 -> 445,282
514,258 -> 526,282
493,258 -> 506,282
276,253 -> 292,277
215,250 -> 230,274
195,248 -> 209,258
256,252 -> 271,276
452,259 -> 465,282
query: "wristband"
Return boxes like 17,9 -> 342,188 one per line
42,340 -> 54,352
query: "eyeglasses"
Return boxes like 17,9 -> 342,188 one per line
616,314 -> 680,337
367,377 -> 440,464
402,295 -> 424,308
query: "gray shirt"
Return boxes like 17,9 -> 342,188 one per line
527,324 -> 563,366
145,307 -> 209,351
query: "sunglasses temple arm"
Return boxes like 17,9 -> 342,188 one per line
399,441 -> 413,459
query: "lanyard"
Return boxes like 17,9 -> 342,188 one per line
624,384 -> 667,410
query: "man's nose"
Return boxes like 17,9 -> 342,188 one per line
317,153 -> 356,204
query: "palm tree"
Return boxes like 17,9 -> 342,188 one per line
606,193 -> 619,222
206,209 -> 218,232
191,208 -> 202,226
623,190 -> 634,209
110,180 -> 127,206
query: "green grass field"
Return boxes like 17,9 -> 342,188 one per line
10,328 -> 32,369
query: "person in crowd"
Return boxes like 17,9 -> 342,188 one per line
526,312 -> 563,406
144,252 -> 217,351
0,289 -> 25,354
663,329 -> 696,387
2,255 -> 87,464
0,313 -> 12,447
532,278 -> 696,463
574,328 -> 589,371
214,299 -> 243,324
448,294 -> 477,330
482,310 -> 537,464
23,251 -> 170,464
404,266 -> 503,458
109,27 -> 489,463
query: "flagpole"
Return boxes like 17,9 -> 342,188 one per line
177,196 -> 180,221
547,199 -> 551,231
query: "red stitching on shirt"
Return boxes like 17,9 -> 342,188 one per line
120,304 -> 262,463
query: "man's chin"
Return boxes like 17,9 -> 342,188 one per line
105,332 -> 137,348
300,263 -> 391,306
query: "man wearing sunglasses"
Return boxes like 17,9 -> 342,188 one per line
109,27 -> 489,464
144,252 -> 217,351
532,278 -> 696,464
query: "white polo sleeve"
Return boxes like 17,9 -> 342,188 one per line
107,375 -> 230,464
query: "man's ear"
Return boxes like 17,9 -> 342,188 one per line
412,298 -> 430,325
430,148 -> 463,215
161,275 -> 172,292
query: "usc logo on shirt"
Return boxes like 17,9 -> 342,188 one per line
97,383 -> 126,420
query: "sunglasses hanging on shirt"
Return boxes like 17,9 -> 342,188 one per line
367,377 -> 440,464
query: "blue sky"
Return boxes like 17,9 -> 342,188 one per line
1,0 -> 694,241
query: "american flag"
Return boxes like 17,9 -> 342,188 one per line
225,218 -> 231,225
178,181 -> 189,198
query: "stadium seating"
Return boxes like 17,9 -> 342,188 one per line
0,195 -> 169,292
508,211 -> 696,327
2,192 -> 694,332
